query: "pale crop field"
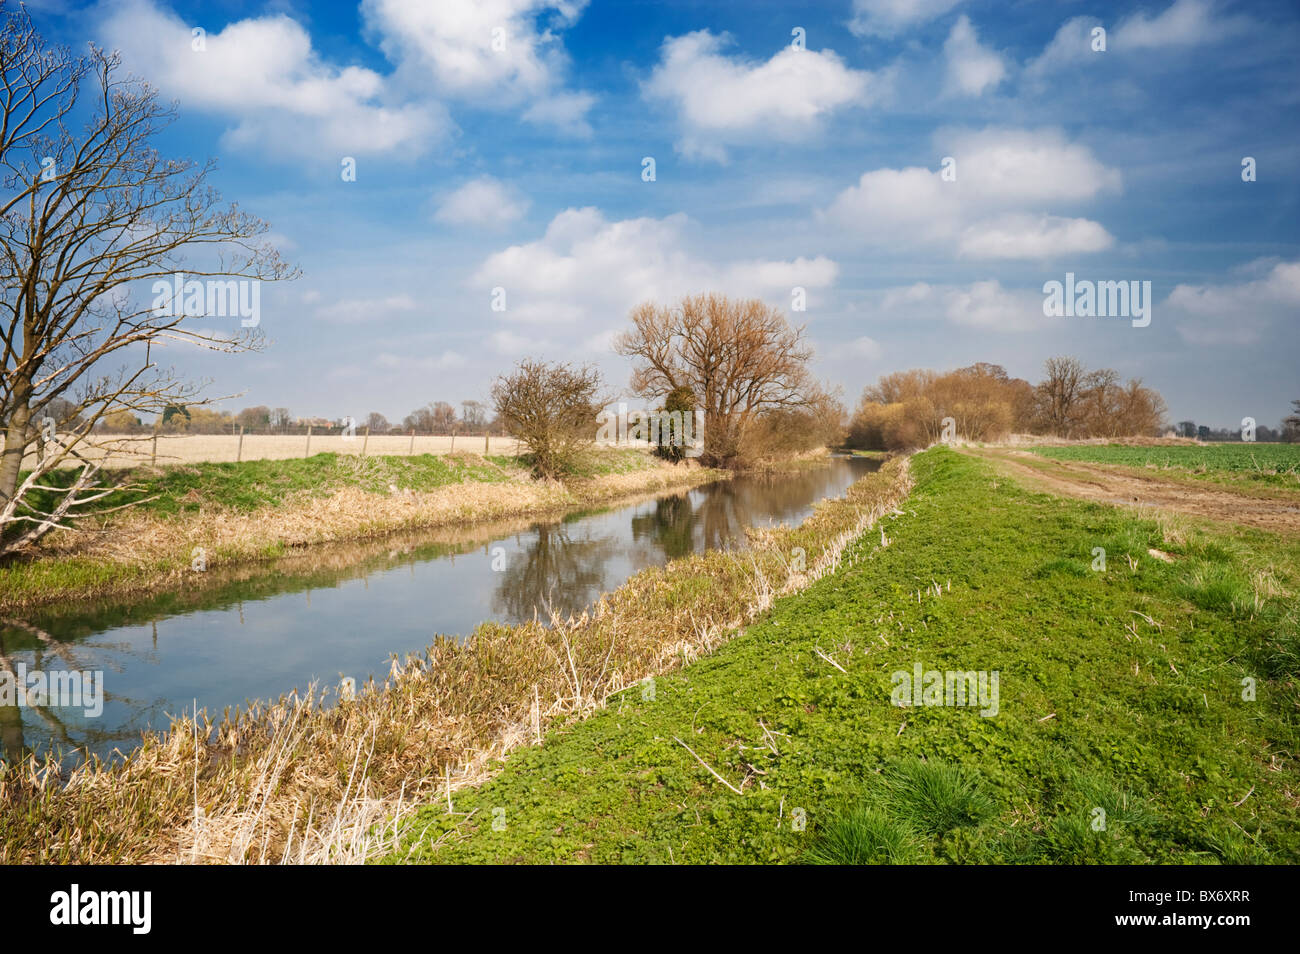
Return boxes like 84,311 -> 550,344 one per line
20,433 -> 526,469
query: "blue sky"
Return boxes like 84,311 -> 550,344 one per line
28,0 -> 1300,427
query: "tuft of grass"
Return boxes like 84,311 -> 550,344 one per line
1034,558 -> 1087,578
804,806 -> 920,865
1179,561 -> 1256,615
881,758 -> 998,836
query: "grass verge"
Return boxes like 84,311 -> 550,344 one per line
385,447 -> 1299,864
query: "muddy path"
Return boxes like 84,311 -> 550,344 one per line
961,446 -> 1300,535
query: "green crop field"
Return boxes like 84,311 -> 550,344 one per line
1029,443 -> 1300,488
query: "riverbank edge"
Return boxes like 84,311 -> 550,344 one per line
0,454 -> 727,614
0,456 -> 912,864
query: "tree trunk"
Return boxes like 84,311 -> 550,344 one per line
0,400 -> 32,508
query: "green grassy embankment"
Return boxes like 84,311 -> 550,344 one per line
388,446 -> 1299,864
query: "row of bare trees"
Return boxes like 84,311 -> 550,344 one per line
492,294 -> 842,476
847,357 -> 1169,451
399,400 -> 498,435
99,401 -> 506,436
1175,399 -> 1300,443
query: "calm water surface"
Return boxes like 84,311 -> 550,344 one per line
0,456 -> 878,761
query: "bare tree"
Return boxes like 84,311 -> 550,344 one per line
1033,356 -> 1087,437
1282,400 -> 1300,442
0,10 -> 294,554
235,405 -> 271,431
491,360 -> 603,478
615,293 -> 815,465
402,405 -> 434,433
430,401 -> 456,434
363,411 -> 389,434
460,399 -> 486,431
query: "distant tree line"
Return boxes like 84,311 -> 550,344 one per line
398,400 -> 503,435
93,400 -> 506,435
847,356 -> 1170,451
1175,400 -> 1299,443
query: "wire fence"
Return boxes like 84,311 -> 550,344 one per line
13,430 -> 526,469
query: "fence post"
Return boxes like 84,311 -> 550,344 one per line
237,425 -> 244,463
484,432 -> 489,454
151,431 -> 158,467
305,425 -> 312,458
408,429 -> 415,456
450,431 -> 455,453
362,425 -> 370,457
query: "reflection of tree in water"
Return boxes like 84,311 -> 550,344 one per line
491,523 -> 623,623
628,460 -> 877,562
0,618 -> 127,764
631,493 -> 697,559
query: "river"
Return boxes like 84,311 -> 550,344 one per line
0,455 -> 878,762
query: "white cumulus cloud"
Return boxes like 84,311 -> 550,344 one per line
472,207 -> 838,335
1028,1 -> 1246,76
849,0 -> 964,38
361,0 -> 595,133
943,16 -> 1007,97
643,30 -> 879,162
1165,260 -> 1300,345
99,0 -> 445,160
876,280 -> 1045,332
435,177 -> 531,229
822,128 -> 1120,260
958,214 -> 1114,259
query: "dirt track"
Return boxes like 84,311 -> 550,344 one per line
962,447 -> 1300,536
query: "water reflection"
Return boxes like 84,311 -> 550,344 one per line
1,457 -> 877,761
491,522 -> 623,622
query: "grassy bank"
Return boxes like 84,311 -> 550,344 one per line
0,457 -> 910,863
388,447 -> 1299,864
0,448 -> 722,612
